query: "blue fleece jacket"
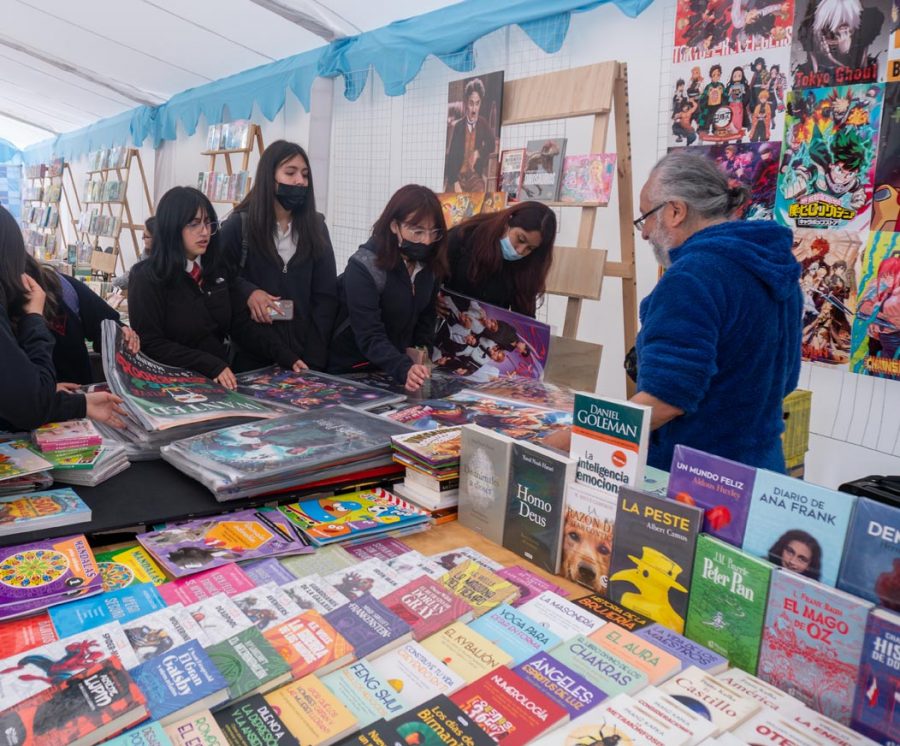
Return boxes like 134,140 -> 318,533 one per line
636,220 -> 802,473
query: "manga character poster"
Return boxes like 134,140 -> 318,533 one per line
775,83 -> 884,231
443,71 -> 503,193
673,0 -> 794,61
871,81 -> 900,230
850,230 -> 900,379
793,228 -> 863,365
790,0 -> 892,89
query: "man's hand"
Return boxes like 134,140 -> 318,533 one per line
121,326 -> 141,354
56,382 -> 80,393
291,359 -> 309,372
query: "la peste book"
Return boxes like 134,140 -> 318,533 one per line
468,603 -> 562,666
852,608 -> 900,743
390,694 -> 495,746
684,534 -> 773,674
742,469 -> 856,587
496,565 -> 568,608
589,623 -> 682,684
572,592 -> 654,631
380,576 -> 473,641
262,609 -> 354,679
450,665 -> 568,744
757,568 -> 873,724
282,574 -> 349,615
517,138 -> 567,202
324,593 -> 412,660
634,622 -> 728,675
550,634 -> 648,696
187,592 -> 254,645
94,545 -> 166,592
420,621 -> 513,684
48,582 -> 165,638
366,640 -> 466,710
205,626 -> 291,703
158,563 -> 256,605
458,424 -> 513,545
233,582 -> 303,632
321,660 -> 406,728
213,694 -> 299,746
0,612 -> 57,657
607,487 -> 703,633
560,480 -> 617,594
715,667 -> 804,713
514,651 -> 608,719
838,497 -> 900,609
502,440 -> 575,573
667,445 -> 756,547
438,559 -> 519,617
518,590 -> 605,640
264,676 -> 358,746
165,710 -> 230,746
661,665 -> 762,734
0,488 -> 91,537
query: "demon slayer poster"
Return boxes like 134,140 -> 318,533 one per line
775,83 -> 884,232
851,230 -> 900,379
872,81 -> 900,230
443,71 -> 503,193
673,0 -> 795,61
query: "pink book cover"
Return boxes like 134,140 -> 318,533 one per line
557,154 -> 616,204
33,420 -> 102,451
158,563 -> 256,605
497,566 -> 569,607
380,576 -> 474,641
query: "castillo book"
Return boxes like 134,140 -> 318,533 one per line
94,545 -> 166,592
0,612 -> 57,657
420,621 -> 513,684
389,694 -> 495,746
550,634 -> 647,696
517,138 -> 567,202
324,593 -> 412,659
48,582 -> 165,638
661,665 -> 762,734
607,487 -> 703,633
838,497 -> 900,609
468,603 -> 562,666
212,694 -> 299,746
187,592 -> 254,645
0,488 -> 90,537
589,624 -> 682,684
496,566 -> 568,608
262,610 -> 354,679
380,576 -> 473,641
758,569 -> 873,724
742,469 -> 856,587
438,559 -> 519,616
458,424 -> 513,545
851,608 -> 900,743
502,441 -> 575,573
205,626 -> 291,703
514,651 -> 608,719
560,480 -> 617,595
367,640 -> 466,710
571,592 -> 654,631
164,710 -> 229,746
667,445 -> 756,547
264,676 -> 357,745
518,590 -> 605,640
158,563 -> 256,605
321,660 -> 406,728
634,622 -> 728,675
684,534 -> 773,674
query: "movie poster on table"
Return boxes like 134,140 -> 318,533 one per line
850,230 -> 900,379
775,83 -> 884,232
443,71 -> 503,193
871,82 -> 900,231
673,0 -> 795,61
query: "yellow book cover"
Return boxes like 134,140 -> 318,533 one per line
264,675 -> 357,745
438,559 -> 519,617
95,544 -> 167,591
420,622 -> 512,684
589,623 -> 682,684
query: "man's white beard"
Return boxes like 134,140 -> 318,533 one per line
650,222 -> 674,268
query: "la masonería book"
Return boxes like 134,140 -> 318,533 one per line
838,496 -> 900,610
517,590 -> 605,641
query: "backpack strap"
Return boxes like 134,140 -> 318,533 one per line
239,211 -> 249,272
333,247 -> 387,339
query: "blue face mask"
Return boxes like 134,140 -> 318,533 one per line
500,236 -> 524,262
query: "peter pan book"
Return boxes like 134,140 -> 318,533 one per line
366,640 -> 466,710
0,488 -> 90,536
851,608 -> 900,744
837,497 -> 900,608
263,676 -> 357,745
0,441 -> 52,483
458,424 -> 513,545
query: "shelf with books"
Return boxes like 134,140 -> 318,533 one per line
21,159 -> 82,260
197,120 -> 264,207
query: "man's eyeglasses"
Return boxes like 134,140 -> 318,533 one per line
633,203 -> 667,231
186,219 -> 219,235
402,223 -> 443,242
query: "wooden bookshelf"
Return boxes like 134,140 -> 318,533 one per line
21,161 -> 82,262
199,122 -> 265,206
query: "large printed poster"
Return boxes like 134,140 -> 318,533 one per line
851,230 -> 900,379
872,81 -> 900,231
443,71 -> 504,193
674,0 -> 795,61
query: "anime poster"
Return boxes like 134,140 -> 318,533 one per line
443,71 -> 504,193
438,191 -> 506,229
668,50 -> 790,148
850,230 -> 900,379
775,83 -> 884,231
673,0 -> 794,61
790,0 -> 892,89
793,228 -> 863,364
872,82 -> 900,230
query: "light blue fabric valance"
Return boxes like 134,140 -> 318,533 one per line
0,138 -> 20,163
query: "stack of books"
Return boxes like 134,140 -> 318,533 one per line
33,419 -> 130,486
390,426 -> 461,522
0,440 -> 52,495
0,488 -> 91,538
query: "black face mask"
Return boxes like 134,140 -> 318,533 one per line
275,183 -> 308,213
399,239 -> 433,263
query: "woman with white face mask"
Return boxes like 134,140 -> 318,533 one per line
443,201 -> 557,318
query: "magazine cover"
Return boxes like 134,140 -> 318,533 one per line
558,154 -> 617,204
673,0 -> 795,61
391,426 -> 461,468
499,148 -> 526,202
0,441 -> 51,482
776,83 -> 884,232
0,488 -> 90,536
873,81 -> 900,231
471,377 -> 575,410
439,192 -> 485,228
443,70 -> 503,193
851,230 -> 900,380
433,289 -> 551,382
517,138 -> 567,201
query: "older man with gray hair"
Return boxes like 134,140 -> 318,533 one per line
630,150 -> 802,472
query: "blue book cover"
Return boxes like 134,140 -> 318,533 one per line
48,582 -> 165,638
513,651 -> 607,718
742,470 -> 856,586
634,623 -> 728,673
324,593 -> 411,659
468,603 -> 562,666
837,497 -> 900,609
241,557 -> 297,586
851,608 -> 900,744
104,722 -> 172,745
130,639 -> 229,724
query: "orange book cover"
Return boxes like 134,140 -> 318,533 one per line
589,623 -> 682,684
0,612 -> 57,656
262,610 -> 353,678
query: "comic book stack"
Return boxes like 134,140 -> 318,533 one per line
32,419 -> 130,486
389,426 -> 461,523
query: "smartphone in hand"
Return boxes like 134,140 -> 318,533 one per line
268,299 -> 294,321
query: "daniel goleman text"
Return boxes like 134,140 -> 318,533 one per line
758,488 -> 837,525
515,483 -> 551,526
576,405 -> 639,439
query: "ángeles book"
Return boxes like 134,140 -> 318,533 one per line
458,424 -> 513,545
0,488 -> 90,536
838,497 -> 900,609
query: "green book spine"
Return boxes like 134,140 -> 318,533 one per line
206,627 -> 290,701
684,534 -> 773,674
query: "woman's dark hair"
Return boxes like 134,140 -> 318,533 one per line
455,201 -> 557,317
24,255 -> 61,323
235,140 -> 326,265
148,186 -> 220,284
768,529 -> 822,581
0,205 -> 27,315
370,184 -> 449,279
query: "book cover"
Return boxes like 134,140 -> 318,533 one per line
262,610 -> 354,679
94,545 -> 167,592
715,667 -> 805,713
33,419 -> 102,451
838,497 -> 900,609
589,623 -> 682,684
420,622 -> 513,684
569,394 -> 652,506
205,626 -> 291,702
495,565 -> 568,607
502,441 -> 575,573
438,559 -> 519,616
786,707 -> 877,746
391,427 -> 462,469
558,153 -> 616,204
468,603 -> 561,667
389,694 -> 495,746
608,487 -> 703,633
518,590 -> 606,640
186,593 -> 253,645
450,665 -> 567,744
561,480 -> 617,594
571,592 -> 654,631
107,721 -> 172,746
731,711 -> 823,746
240,557 -> 297,587
743,470 -> 856,587
282,574 -> 349,615
129,639 -> 229,726
661,665 -> 762,734
517,138 -> 567,202
165,710 -> 229,746
430,547 -> 504,573
0,488 -> 90,536
122,603 -> 207,663
684,534 -> 773,673
667,445 -> 756,547
322,660 -> 406,727
0,441 -> 51,483
499,148 -> 526,201
232,583 -> 302,633
380,576 -> 473,641
49,582 -> 165,638
212,694 -> 299,746
383,550 -> 448,582
851,608 -> 900,743
324,558 -> 406,602
439,192 -> 484,228
758,569 -> 873,724
634,622 -> 728,675
343,537 -> 412,562
642,465 -> 671,497
324,593 -> 412,659
458,424 -> 513,545
514,651 -> 608,719
40,445 -> 102,470
366,640 -> 466,710
157,563 -> 255,605
632,684 -> 718,745
550,634 -> 648,696
279,545 -> 356,579
263,676 -> 357,745
0,613 -> 57,657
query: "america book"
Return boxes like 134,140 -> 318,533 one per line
560,480 -> 617,594
420,621 -> 513,684
438,559 -> 520,616
514,651 -> 608,720
0,488 -> 91,536
518,590 -> 606,640
261,610 -> 354,679
550,634 -> 648,696
661,665 -> 762,734
496,565 -> 568,607
502,440 -> 575,573
572,592 -> 654,631
634,621 -> 728,675
282,574 -> 349,615
667,445 -> 756,547
94,545 -> 167,592
468,603 -> 562,666
757,568 -> 873,724
324,593 -> 412,659
684,533 -> 773,674
186,592 -> 254,645
212,694 -> 299,746
458,424 -> 513,545
366,640 -> 466,710
589,623 -> 682,684
389,694 -> 495,746
321,659 -> 406,727
48,582 -> 165,638
157,563 -> 256,605
715,667 -> 805,713
517,138 -> 567,202
32,419 -> 102,451
607,487 -> 703,633
263,676 -> 358,746
232,583 -> 303,632
837,497 -> 900,609
380,576 -> 474,641
558,153 -> 616,204
851,608 -> 900,743
205,626 -> 291,702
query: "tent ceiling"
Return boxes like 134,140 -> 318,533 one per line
1,0 -> 462,148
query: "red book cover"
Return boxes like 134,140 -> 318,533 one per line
0,613 -> 57,656
380,576 -> 474,641
450,665 -> 567,744
262,610 -> 354,679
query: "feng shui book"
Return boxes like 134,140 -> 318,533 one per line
837,496 -> 900,608
517,138 -> 567,202
458,424 -> 513,545
0,488 -> 90,537
321,660 -> 406,727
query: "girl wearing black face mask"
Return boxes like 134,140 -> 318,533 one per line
219,140 -> 338,371
328,185 -> 449,392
